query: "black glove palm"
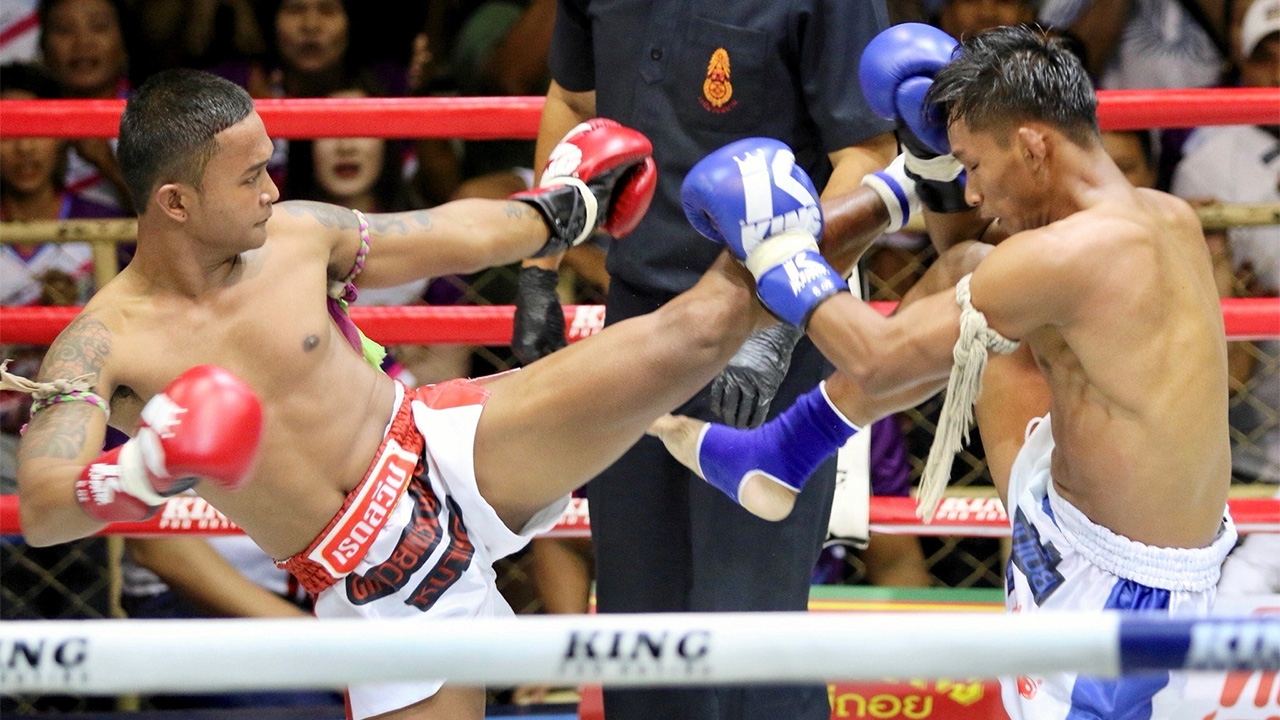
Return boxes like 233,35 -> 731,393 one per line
711,323 -> 804,428
512,266 -> 567,365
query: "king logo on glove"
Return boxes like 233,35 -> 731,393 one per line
783,255 -> 837,297
540,125 -> 589,183
731,147 -> 822,249
80,464 -> 127,506
682,137 -> 845,327
140,392 -> 187,439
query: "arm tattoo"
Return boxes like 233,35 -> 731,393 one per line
19,403 -> 96,462
39,315 -> 110,384
504,202 -> 538,221
20,316 -> 112,461
368,210 -> 433,236
283,200 -> 359,230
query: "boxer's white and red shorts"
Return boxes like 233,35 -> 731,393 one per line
280,379 -> 568,719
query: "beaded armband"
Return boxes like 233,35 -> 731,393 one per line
328,208 -> 371,303
30,390 -> 110,417
324,208 -> 386,370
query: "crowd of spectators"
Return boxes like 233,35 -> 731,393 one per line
0,0 -> 1276,712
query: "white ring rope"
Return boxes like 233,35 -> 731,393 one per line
0,612 -> 1275,694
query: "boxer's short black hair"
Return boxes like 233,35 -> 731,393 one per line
117,69 -> 255,212
926,25 -> 1100,147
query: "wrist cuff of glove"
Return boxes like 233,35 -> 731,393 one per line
514,177 -> 598,257
903,152 -> 969,214
751,240 -> 848,328
117,438 -> 170,506
903,151 -> 962,182
861,156 -> 920,233
75,442 -> 165,522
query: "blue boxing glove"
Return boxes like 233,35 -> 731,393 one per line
860,23 -> 969,214
681,138 -> 846,327
649,381 -> 861,521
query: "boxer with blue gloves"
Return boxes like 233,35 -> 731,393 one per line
670,132 -> 955,520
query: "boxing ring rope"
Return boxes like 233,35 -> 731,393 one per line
1,87 -> 1277,138
1,613 -> 1276,694
5,197 -> 1276,289
3,197 -> 1276,242
1,298 -> 1277,346
0,494 -> 1274,541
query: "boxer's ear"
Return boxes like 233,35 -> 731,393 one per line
1017,126 -> 1048,160
1016,125 -> 1050,173
155,183 -> 189,223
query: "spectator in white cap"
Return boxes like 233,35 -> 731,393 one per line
1237,0 -> 1280,80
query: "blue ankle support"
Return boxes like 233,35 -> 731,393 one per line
696,381 -> 861,504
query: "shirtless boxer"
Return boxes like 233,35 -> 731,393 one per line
659,25 -> 1236,719
6,68 -> 919,720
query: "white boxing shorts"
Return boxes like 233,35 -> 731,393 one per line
281,380 -> 569,719
1002,414 -> 1237,720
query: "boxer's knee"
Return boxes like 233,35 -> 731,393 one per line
934,241 -> 992,285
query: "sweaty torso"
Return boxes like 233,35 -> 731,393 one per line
1025,190 -> 1230,548
88,217 -> 396,559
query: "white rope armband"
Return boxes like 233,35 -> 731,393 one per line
0,360 -> 110,424
916,274 -> 1019,520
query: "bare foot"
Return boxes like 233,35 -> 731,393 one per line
647,414 -> 705,475
648,414 -> 798,521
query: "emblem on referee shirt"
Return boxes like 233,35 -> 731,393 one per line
700,48 -> 737,113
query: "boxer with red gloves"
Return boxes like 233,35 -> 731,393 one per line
12,69 -> 776,720
75,365 -> 263,522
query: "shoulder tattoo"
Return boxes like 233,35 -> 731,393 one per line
39,315 -> 111,384
18,316 -> 113,462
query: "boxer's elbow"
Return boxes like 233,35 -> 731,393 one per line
19,499 -> 68,547
16,470 -> 96,547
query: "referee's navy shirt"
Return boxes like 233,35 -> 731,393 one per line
550,0 -> 895,294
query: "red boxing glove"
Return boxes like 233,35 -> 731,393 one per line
75,365 -> 264,523
512,118 -> 658,256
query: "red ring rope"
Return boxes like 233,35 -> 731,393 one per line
0,495 -> 1273,538
0,299 -> 1275,346
1,89 -> 1277,139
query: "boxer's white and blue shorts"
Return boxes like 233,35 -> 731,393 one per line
1002,414 -> 1237,720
